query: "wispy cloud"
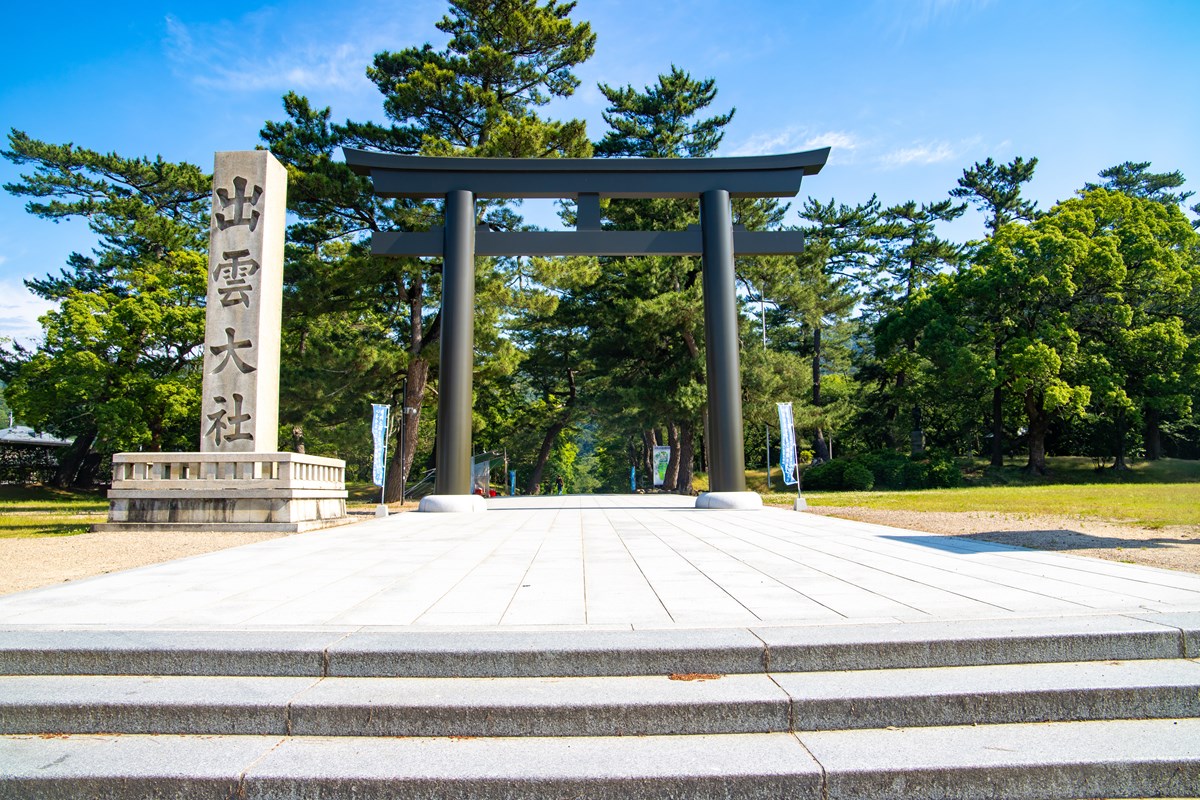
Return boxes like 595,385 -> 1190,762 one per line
877,140 -> 957,169
0,280 -> 52,344
162,3 -> 441,95
876,0 -> 994,41
728,128 -> 863,160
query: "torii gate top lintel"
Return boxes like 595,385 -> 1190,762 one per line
342,147 -> 830,200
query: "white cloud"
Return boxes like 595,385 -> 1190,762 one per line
877,140 -> 957,169
728,128 -> 862,160
0,280 -> 52,345
162,4 -> 440,95
878,0 -> 994,40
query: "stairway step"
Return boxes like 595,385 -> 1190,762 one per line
755,614 -> 1190,672
801,717 -> 1200,800
0,629 -> 344,677
3,660 -> 1197,738
781,657 -> 1200,730
3,719 -> 1199,799
1,614 -> 1192,678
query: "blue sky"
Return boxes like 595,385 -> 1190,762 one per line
1,0 -> 1197,342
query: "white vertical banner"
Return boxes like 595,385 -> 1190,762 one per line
371,404 -> 390,487
777,402 -> 798,486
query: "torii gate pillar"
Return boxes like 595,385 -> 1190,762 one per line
420,190 -> 488,512
696,189 -> 754,507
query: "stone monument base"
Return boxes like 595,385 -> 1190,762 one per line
94,452 -> 350,534
695,491 -> 764,510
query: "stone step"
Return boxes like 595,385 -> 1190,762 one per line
1,613 -> 1194,678
3,659 -> 1198,738
3,719 -> 1199,799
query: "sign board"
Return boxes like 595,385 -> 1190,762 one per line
652,446 -> 672,486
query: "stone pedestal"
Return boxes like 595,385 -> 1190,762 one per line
695,491 -> 763,510
418,494 -> 488,513
97,452 -> 348,533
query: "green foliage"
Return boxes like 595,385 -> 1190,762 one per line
262,0 -> 596,496
842,461 -> 875,491
595,66 -> 733,158
1085,161 -> 1194,207
1,131 -> 209,485
366,0 -> 594,158
951,156 -> 1039,234
803,459 -> 847,490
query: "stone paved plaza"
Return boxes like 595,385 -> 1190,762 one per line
3,494 -> 1198,629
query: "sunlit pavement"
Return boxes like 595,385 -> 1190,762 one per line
2,493 -> 1197,629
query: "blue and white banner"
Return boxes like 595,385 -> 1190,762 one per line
777,402 -> 798,486
371,403 -> 390,487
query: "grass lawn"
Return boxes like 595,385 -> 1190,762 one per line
748,457 -> 1200,529
0,486 -> 107,539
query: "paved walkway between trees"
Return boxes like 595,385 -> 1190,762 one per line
2,494 -> 1199,629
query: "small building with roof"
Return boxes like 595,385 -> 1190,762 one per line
0,425 -> 73,484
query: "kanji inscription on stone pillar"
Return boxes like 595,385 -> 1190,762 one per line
200,151 -> 286,453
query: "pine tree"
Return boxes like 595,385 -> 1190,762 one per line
0,131 -> 209,485
584,66 -> 744,494
950,156 -> 1039,235
262,0 -> 595,500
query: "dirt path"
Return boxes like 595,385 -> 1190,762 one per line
809,506 -> 1200,574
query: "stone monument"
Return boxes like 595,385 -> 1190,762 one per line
97,151 -> 348,533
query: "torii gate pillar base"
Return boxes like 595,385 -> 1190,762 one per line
695,491 -> 763,510
418,494 -> 488,513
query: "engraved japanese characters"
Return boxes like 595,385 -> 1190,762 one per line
200,152 -> 285,453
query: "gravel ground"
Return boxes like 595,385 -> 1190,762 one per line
809,506 -> 1200,574
2,507 -> 1197,597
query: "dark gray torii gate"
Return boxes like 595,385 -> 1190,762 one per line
344,148 -> 829,511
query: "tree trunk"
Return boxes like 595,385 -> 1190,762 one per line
812,326 -> 831,462
642,429 -> 657,484
522,367 -> 578,495
990,385 -> 1004,467
526,420 -> 565,495
52,428 -> 96,488
1111,410 -> 1130,471
812,325 -> 822,406
383,358 -> 429,503
664,423 -> 681,491
75,452 -> 102,488
675,423 -> 695,495
1023,390 -> 1049,476
1144,408 -> 1162,460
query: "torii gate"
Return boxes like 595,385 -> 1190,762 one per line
344,148 -> 829,512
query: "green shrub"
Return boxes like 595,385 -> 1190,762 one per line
900,460 -> 928,489
859,450 -> 908,488
804,459 -> 847,490
926,455 -> 964,488
843,461 -> 876,491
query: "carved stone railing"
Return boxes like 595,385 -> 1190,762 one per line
103,452 -> 349,531
110,452 -> 345,494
